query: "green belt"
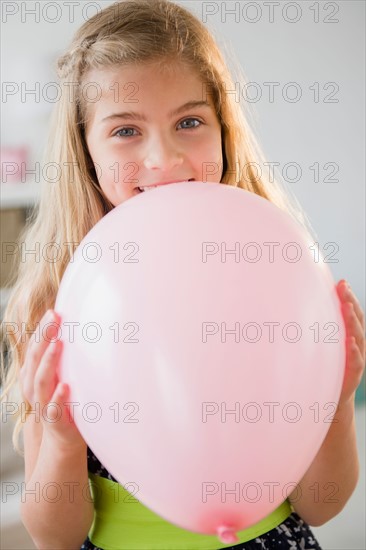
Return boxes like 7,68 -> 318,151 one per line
88,473 -> 293,550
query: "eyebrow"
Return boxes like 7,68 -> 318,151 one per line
100,100 -> 211,124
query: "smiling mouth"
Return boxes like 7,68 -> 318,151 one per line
137,179 -> 195,192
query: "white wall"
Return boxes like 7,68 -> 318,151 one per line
2,0 -> 364,307
1,3 -> 365,547
186,0 -> 365,309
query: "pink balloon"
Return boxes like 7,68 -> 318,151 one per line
56,181 -> 345,543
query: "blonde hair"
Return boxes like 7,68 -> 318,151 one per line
1,0 -> 317,453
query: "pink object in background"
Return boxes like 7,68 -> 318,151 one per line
56,181 -> 345,543
1,146 -> 28,183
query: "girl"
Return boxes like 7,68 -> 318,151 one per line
1,1 -> 365,549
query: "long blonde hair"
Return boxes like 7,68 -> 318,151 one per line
1,0 -> 317,453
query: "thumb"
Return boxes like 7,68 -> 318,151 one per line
43,383 -> 70,425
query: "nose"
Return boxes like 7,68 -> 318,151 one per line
143,134 -> 184,172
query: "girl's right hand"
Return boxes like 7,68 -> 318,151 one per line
19,309 -> 86,450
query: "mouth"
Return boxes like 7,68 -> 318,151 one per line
137,179 -> 195,192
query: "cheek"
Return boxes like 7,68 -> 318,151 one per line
198,135 -> 223,165
208,132 -> 223,181
88,145 -> 120,184
196,135 -> 222,162
205,127 -> 221,151
85,140 -> 102,177
98,155 -> 138,193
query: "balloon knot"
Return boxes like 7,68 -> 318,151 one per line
217,525 -> 239,544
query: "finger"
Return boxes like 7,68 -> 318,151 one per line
43,382 -> 68,424
34,339 -> 63,407
21,310 -> 61,401
26,310 -> 61,367
342,301 -> 366,355
337,281 -> 365,331
339,337 -> 365,406
346,337 -> 366,382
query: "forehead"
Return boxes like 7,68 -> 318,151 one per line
82,62 -> 214,126
85,60 -> 203,89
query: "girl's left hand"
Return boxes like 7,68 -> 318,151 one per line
336,279 -> 366,409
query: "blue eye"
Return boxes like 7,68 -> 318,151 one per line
115,127 -> 138,138
178,118 -> 201,129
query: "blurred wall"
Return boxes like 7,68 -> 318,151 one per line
1,2 -> 365,549
1,0 -> 365,307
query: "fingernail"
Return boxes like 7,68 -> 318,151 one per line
342,280 -> 350,292
46,309 -> 54,321
48,340 -> 58,353
52,338 -> 63,351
